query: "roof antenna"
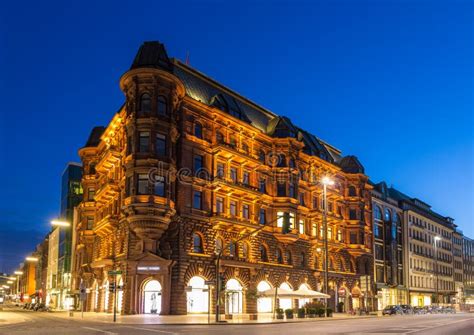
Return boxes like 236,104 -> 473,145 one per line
185,51 -> 190,65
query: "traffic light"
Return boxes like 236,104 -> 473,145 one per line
281,213 -> 291,234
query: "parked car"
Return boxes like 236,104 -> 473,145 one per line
441,306 -> 456,314
382,305 -> 403,316
400,304 -> 414,315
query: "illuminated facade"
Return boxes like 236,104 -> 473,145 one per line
463,237 -> 474,307
71,41 -> 375,315
390,190 -> 458,307
370,182 -> 407,310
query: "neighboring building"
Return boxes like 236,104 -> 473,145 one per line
370,182 -> 407,310
389,189 -> 457,307
18,260 -> 36,302
72,41 -> 374,315
34,236 -> 49,303
47,162 -> 83,309
463,236 -> 474,307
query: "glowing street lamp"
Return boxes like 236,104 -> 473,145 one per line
25,256 -> 38,262
51,220 -> 71,227
7,281 -> 13,284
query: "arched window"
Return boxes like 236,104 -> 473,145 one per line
157,95 -> 167,115
276,248 -> 283,264
194,122 -> 203,139
348,186 -> 357,197
300,252 -> 306,267
277,154 -> 286,167
286,250 -> 292,265
384,208 -> 391,222
229,241 -> 238,258
260,245 -> 268,262
242,242 -> 249,260
373,206 -> 382,220
140,93 -> 151,114
192,233 -> 203,253
216,131 -> 224,143
215,238 -> 223,254
259,150 -> 266,163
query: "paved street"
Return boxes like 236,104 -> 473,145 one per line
0,307 -> 472,335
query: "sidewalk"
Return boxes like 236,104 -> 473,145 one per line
47,310 -> 378,325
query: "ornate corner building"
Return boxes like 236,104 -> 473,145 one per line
71,41 -> 374,315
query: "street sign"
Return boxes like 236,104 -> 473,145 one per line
108,270 -> 122,275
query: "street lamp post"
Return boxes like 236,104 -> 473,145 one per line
322,176 -> 334,317
434,236 -> 441,305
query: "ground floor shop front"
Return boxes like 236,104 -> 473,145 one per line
376,285 -> 408,310
77,254 -> 371,315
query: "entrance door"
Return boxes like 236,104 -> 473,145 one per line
225,279 -> 243,314
187,276 -> 209,313
257,281 -> 272,313
143,280 -> 162,314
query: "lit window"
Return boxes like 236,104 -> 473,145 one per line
229,242 -> 237,258
87,187 -> 95,201
312,223 -> 317,236
337,229 -> 343,241
242,243 -> 249,259
277,211 -> 294,229
86,217 -> 94,230
328,227 -> 333,239
299,219 -> 305,234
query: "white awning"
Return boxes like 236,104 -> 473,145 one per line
260,287 -> 330,299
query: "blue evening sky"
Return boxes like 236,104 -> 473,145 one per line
0,0 -> 472,273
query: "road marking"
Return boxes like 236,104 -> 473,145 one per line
402,317 -> 473,334
124,326 -> 180,334
82,326 -> 118,334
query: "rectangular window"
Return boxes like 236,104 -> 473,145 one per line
312,223 -> 317,236
137,174 -> 148,195
243,171 -> 250,185
230,200 -> 237,216
242,204 -> 250,219
328,227 -> 333,239
313,196 -> 318,209
349,209 -> 357,220
337,229 -> 343,241
299,219 -> 305,234
350,232 -> 357,244
375,244 -> 384,260
259,178 -> 266,193
299,193 -> 305,206
217,163 -> 225,178
87,187 -> 95,201
328,202 -> 333,212
194,155 -> 203,173
193,190 -> 202,209
86,217 -> 94,230
230,168 -> 237,183
139,132 -> 150,152
277,211 -> 294,229
154,175 -> 165,197
259,208 -> 266,225
289,183 -> 296,198
216,197 -> 224,214
277,182 -> 286,197
155,134 -> 166,156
